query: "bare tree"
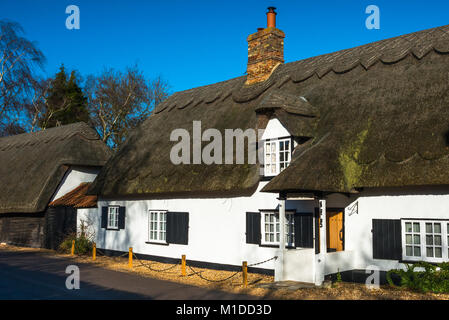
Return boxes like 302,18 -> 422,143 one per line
23,78 -> 50,132
86,66 -> 170,149
0,20 -> 45,134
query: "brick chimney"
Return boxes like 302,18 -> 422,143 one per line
246,7 -> 285,85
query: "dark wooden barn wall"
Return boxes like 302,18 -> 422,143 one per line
0,212 -> 45,247
0,207 -> 77,249
44,207 -> 77,250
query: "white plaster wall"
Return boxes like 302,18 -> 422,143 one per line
78,186 -> 449,280
325,188 -> 449,273
284,249 -> 315,282
51,166 -> 100,201
261,118 -> 290,140
81,182 -> 315,271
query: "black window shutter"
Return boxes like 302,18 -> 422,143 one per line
372,219 -> 402,260
166,212 -> 189,245
246,212 -> 261,244
101,207 -> 108,229
294,213 -> 313,248
118,206 -> 126,229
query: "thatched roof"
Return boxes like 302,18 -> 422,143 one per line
49,182 -> 97,208
90,24 -> 449,198
0,122 -> 111,213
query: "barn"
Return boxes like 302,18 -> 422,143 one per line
0,122 -> 111,249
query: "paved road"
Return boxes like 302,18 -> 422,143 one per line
0,250 -> 257,300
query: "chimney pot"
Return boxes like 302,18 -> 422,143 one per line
266,6 -> 277,28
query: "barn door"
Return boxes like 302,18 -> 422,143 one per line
326,211 -> 344,252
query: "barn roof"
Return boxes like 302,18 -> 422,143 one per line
49,182 -> 97,208
90,24 -> 449,197
0,122 -> 111,213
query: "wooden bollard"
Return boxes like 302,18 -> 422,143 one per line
92,242 -> 96,261
181,255 -> 186,276
242,261 -> 248,288
129,247 -> 133,268
71,240 -> 75,256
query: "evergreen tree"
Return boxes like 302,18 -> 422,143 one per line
40,65 -> 89,128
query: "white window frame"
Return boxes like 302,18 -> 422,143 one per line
401,219 -> 449,263
260,211 -> 295,247
148,210 -> 167,244
107,206 -> 119,230
264,137 -> 292,177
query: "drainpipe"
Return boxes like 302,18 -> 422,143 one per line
315,199 -> 327,286
275,193 -> 286,281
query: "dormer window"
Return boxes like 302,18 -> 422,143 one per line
264,138 -> 291,176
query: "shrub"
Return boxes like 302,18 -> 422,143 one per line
59,233 -> 93,256
387,261 -> 449,293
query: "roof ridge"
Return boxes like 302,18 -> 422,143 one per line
153,24 -> 449,114
283,24 -> 449,68
0,122 -> 100,151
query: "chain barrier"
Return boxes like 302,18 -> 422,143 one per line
93,246 -> 277,285
185,256 -> 278,283
248,256 -> 278,267
186,264 -> 241,283
95,248 -> 128,259
132,253 -> 180,273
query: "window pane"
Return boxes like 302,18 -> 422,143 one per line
435,235 -> 442,246
406,234 -> 412,244
414,246 -> 421,257
405,223 -> 412,232
426,223 -> 432,233
427,247 -> 434,257
434,223 -> 441,234
406,246 -> 413,256
413,223 -> 420,232
426,235 -> 433,245
414,235 -> 420,244
435,247 -> 442,258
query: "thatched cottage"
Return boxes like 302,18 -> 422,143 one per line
86,8 -> 449,284
0,122 -> 111,249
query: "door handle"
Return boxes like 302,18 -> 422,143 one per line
339,229 -> 343,241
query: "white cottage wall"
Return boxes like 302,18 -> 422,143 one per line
51,166 -> 100,201
81,182 -> 315,272
324,188 -> 449,274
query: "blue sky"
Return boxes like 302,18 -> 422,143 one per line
1,0 -> 448,93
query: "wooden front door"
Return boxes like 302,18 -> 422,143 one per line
326,211 -> 344,252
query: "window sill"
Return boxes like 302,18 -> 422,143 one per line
259,244 -> 296,250
400,258 -> 445,264
145,241 -> 169,246
105,227 -> 120,231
